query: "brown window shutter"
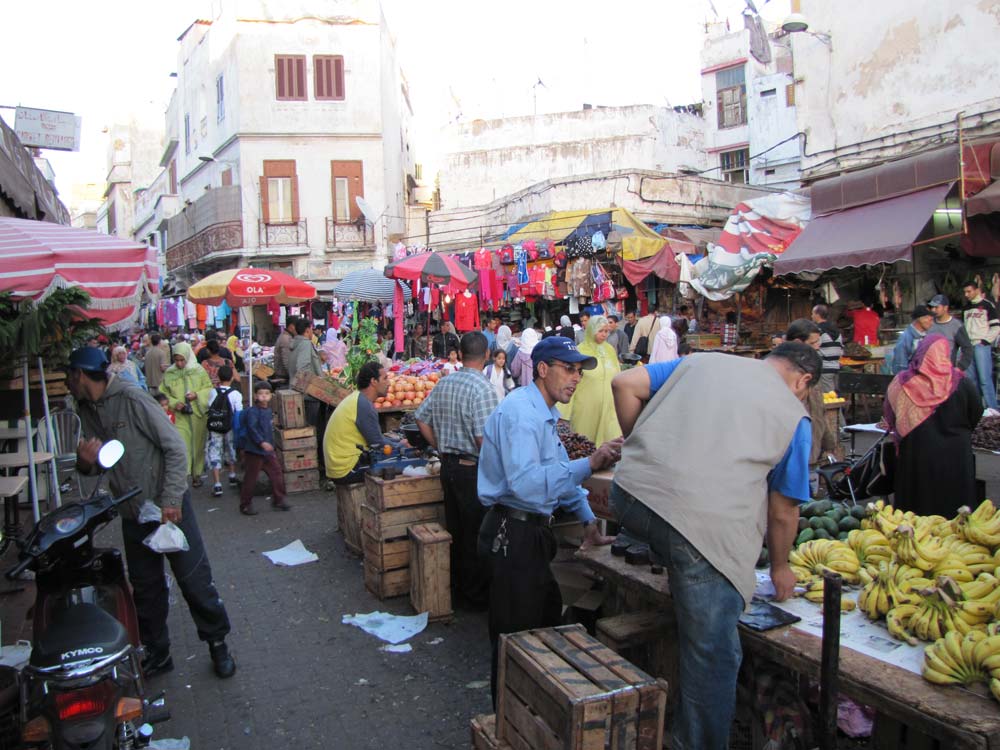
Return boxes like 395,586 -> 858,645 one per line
221,168 -> 232,187
315,57 -> 326,99
290,176 -> 300,222
276,56 -> 286,99
347,162 -> 363,221
168,161 -> 177,194
785,83 -> 796,107
295,57 -> 306,100
259,176 -> 270,223
334,57 -> 345,99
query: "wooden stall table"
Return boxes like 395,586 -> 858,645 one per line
840,356 -> 886,374
577,545 -> 1000,749
0,451 -> 53,469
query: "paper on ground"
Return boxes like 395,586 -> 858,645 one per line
262,539 -> 318,566
342,611 -> 428,644
381,643 -> 412,653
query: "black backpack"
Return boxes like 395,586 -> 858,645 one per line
206,386 -> 235,433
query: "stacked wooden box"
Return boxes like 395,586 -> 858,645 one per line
273,390 -> 319,494
409,522 -> 453,622
493,623 -> 668,750
361,473 -> 444,599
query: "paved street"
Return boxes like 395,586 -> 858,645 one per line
142,482 -> 492,749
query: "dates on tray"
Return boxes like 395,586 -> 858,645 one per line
557,422 -> 596,459
973,415 -> 1000,452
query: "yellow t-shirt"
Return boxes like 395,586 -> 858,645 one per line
324,391 -> 366,479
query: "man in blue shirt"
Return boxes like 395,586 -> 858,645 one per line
478,336 -> 623,706
889,305 -> 934,375
610,343 -> 819,750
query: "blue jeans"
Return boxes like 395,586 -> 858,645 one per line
611,482 -> 744,750
966,343 -> 998,409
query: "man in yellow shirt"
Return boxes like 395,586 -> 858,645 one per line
324,361 -> 398,484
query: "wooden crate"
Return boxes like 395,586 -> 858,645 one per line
275,448 -> 319,472
470,714 -> 510,750
291,371 -> 352,407
497,624 -> 668,750
364,560 -> 410,599
252,363 -> 274,380
274,426 -> 317,451
409,522 -> 452,622
275,389 -> 306,428
284,469 -> 320,494
365,472 -> 443,511
360,502 -> 445,541
336,482 -> 366,555
362,533 -> 411,571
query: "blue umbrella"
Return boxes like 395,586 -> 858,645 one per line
333,268 -> 411,303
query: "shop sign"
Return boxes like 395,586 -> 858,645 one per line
14,107 -> 82,152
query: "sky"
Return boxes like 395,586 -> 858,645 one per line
0,0 -> 790,210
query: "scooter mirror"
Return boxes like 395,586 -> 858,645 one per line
97,439 -> 125,470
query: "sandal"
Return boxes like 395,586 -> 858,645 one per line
192,477 -> 203,488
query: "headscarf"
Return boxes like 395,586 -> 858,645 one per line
227,335 -> 239,354
169,341 -> 201,371
560,315 -> 572,328
107,346 -> 131,375
884,335 -> 963,441
519,328 -> 540,355
322,328 -> 348,369
649,316 -> 679,363
495,325 -> 513,353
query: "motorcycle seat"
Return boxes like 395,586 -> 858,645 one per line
30,603 -> 129,670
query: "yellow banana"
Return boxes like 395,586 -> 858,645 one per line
991,678 -> 1000,702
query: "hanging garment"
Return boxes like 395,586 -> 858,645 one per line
454,290 -> 480,332
515,246 -> 529,285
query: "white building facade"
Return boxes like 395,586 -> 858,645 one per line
160,0 -> 414,288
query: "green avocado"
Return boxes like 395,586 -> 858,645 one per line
838,531 -> 850,541
795,528 -> 816,546
850,505 -> 868,520
800,501 -> 819,518
798,517 -> 810,532
839,516 -> 861,532
811,499 -> 834,516
809,517 -> 826,530
814,528 -> 834,540
819,517 -> 840,536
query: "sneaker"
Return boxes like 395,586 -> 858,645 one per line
272,501 -> 292,511
209,641 -> 236,679
141,647 -> 174,678
228,474 -> 238,486
212,484 -> 223,497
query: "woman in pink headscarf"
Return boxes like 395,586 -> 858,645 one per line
322,328 -> 348,371
649,315 -> 678,363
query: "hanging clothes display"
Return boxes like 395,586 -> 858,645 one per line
454,289 -> 480,332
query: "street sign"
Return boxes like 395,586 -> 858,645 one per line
14,107 -> 82,152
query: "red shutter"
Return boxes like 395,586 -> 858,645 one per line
290,176 -> 300,222
221,169 -> 232,187
331,160 -> 364,221
275,56 -> 286,99
259,176 -> 270,223
334,57 -> 345,99
168,161 -> 177,194
315,57 -> 326,99
295,57 -> 306,100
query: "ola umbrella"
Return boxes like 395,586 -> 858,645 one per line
187,268 -> 316,393
383,251 -> 477,288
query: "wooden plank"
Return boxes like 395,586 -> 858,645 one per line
408,523 -> 452,622
276,426 -> 315,441
596,611 -> 672,653
273,430 -> 317,451
362,532 -> 410,571
501,687 -> 562,750
336,483 -> 366,555
365,472 -> 444,511
470,714 -> 509,750
363,561 -> 409,599
360,502 -> 445,541
500,656 -> 569,743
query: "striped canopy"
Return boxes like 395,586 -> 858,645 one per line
0,217 -> 159,329
333,268 -> 411,303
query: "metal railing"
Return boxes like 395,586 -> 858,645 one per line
325,217 -> 372,249
258,219 -> 308,248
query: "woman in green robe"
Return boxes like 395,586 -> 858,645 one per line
160,341 -> 214,485
558,315 -> 622,445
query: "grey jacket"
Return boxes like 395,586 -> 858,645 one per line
288,336 -> 322,382
76,377 -> 188,519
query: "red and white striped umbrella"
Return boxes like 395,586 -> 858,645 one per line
186,268 -> 316,307
0,217 -> 159,328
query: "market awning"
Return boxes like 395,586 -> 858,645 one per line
503,207 -> 666,260
967,180 -> 1000,217
773,183 -> 953,275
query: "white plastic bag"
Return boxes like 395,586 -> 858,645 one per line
143,522 -> 189,554
138,500 -> 162,524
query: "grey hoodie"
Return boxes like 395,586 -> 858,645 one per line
289,335 -> 323,383
76,377 -> 188,519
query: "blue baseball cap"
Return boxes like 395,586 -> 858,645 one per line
530,336 -> 598,370
68,347 -> 109,372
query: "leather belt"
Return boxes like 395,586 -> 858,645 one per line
494,505 -> 553,527
441,452 -> 478,466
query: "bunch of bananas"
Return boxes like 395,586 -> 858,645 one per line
789,539 -> 861,585
857,560 -> 929,621
862,501 -> 913,536
846,528 -> 892,572
939,538 -> 997,576
799,578 -> 856,611
890,587 -> 958,642
955,500 -> 1000,548
893,524 -> 950,572
923,630 -> 1000,701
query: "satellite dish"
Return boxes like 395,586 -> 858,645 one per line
356,197 -> 381,225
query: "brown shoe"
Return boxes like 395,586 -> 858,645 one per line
272,501 -> 292,511
240,505 -> 259,516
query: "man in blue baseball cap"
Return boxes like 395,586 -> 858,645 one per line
477,336 -> 623,706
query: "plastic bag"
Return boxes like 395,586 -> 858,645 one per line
143,522 -> 189,554
138,501 -> 162,525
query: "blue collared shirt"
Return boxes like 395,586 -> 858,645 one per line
478,382 -> 595,522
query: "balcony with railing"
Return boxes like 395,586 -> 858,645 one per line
163,185 -> 243,271
325,217 -> 374,250
258,219 -> 308,248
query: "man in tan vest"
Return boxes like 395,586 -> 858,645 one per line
609,342 -> 820,750
628,305 -> 661,358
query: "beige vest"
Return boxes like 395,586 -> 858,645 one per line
616,353 -> 807,605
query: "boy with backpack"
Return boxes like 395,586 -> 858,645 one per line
205,365 -> 242,497
240,380 -> 291,515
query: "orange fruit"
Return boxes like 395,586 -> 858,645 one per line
383,445 -> 393,456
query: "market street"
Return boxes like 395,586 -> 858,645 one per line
125,483 -> 491,749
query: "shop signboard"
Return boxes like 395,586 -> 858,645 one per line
14,107 -> 82,152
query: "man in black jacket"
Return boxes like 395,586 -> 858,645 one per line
432,321 -> 461,359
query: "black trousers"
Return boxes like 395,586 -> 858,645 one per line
121,492 -> 231,651
440,455 -> 490,607
478,507 -> 561,709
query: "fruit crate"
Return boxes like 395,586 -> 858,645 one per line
408,522 -> 452,622
470,714 -> 509,750
274,426 -> 316,451
364,560 -> 410,599
284,469 -> 320,495
362,533 -> 411,571
497,623 -> 668,750
360,502 -> 445,541
336,482 -> 366,556
274,389 -> 306,429
364,472 -> 443,511
275,448 -> 319,472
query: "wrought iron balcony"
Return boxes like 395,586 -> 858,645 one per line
165,221 -> 243,271
325,217 -> 373,250
258,219 -> 308,248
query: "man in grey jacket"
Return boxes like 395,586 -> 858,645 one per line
928,294 -> 974,371
68,347 -> 235,680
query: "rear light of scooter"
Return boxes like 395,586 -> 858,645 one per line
53,681 -> 116,721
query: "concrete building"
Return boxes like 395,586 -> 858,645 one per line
700,18 -> 800,190
96,119 -> 163,238
789,0 -> 1000,180
160,0 -> 415,290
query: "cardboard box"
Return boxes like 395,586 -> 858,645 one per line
582,470 -> 614,521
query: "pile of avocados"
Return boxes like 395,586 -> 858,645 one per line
795,499 -> 866,545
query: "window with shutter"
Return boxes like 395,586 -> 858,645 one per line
275,55 -> 307,101
715,65 -> 747,129
261,160 -> 299,224
330,161 -> 363,222
720,148 -> 750,184
314,55 -> 345,100
216,74 -> 225,122
184,114 -> 191,154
